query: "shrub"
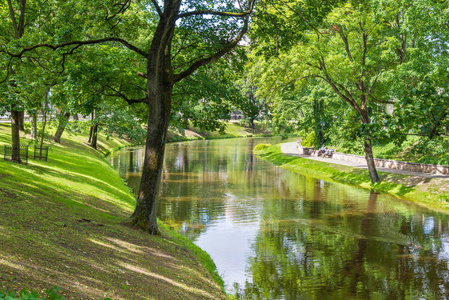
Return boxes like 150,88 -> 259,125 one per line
254,144 -> 271,151
301,131 -> 318,148
0,286 -> 65,300
0,287 -> 113,300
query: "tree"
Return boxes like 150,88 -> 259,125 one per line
391,69 -> 449,140
2,0 -> 255,234
126,1 -> 255,234
2,0 -> 27,162
1,0 -> 70,159
249,0 -> 446,183
236,80 -> 266,130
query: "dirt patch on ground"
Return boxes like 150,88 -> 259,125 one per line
413,178 -> 449,194
381,174 -> 429,187
184,129 -> 203,138
0,187 -> 19,199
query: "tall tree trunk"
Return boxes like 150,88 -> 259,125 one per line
7,0 -> 26,162
30,112 -> 37,139
124,0 -> 252,235
249,117 -> 255,129
10,105 -> 21,162
125,1 -> 179,235
18,110 -> 25,131
88,111 -> 95,143
363,138 -> 380,183
360,110 -> 380,183
91,123 -> 98,149
72,113 -> 79,120
127,89 -> 172,234
88,126 -> 93,143
53,112 -> 71,143
39,94 -> 49,154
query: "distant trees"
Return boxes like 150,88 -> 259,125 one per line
246,0 -> 449,183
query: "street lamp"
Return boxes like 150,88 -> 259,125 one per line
320,121 -> 325,146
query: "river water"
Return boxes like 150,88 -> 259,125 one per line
109,137 -> 449,299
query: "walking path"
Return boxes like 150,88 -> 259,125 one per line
281,142 -> 449,179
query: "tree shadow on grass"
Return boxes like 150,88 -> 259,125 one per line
0,206 -> 226,299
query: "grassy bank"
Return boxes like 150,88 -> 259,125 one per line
255,144 -> 449,212
167,120 -> 273,142
0,123 -> 226,300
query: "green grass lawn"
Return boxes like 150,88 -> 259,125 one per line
331,136 -> 449,166
255,144 -> 449,212
0,123 -> 226,300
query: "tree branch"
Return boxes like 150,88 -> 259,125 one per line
0,57 -> 14,84
7,0 -> 18,38
100,83 -> 147,105
106,0 -> 132,22
3,37 -> 149,58
151,0 -> 163,17
178,8 -> 253,19
173,0 -> 255,82
320,55 -> 360,112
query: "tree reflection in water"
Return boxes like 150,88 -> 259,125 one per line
110,138 -> 449,299
240,190 -> 449,299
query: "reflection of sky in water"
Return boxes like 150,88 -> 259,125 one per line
196,215 -> 259,289
195,192 -> 261,291
110,138 -> 449,299
424,217 -> 434,235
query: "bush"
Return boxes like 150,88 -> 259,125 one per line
301,131 -> 318,148
254,144 -> 271,151
0,286 -> 65,300
0,287 -> 113,300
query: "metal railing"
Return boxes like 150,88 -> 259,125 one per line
3,145 -> 29,165
33,146 -> 49,161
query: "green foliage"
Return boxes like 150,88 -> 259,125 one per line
0,286 -> 65,300
247,0 -> 449,164
301,131 -> 318,148
410,138 -> 449,165
389,69 -> 449,140
254,143 -> 272,151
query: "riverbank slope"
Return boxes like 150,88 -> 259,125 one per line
255,144 -> 449,212
167,120 -> 272,142
0,123 -> 226,299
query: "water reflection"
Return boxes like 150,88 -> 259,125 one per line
110,138 -> 449,299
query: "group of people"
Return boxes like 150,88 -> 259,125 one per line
319,145 -> 332,157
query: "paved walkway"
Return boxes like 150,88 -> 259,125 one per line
281,142 -> 449,179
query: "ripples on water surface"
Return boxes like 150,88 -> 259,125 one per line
110,138 -> 449,299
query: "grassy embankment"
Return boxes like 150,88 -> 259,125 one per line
167,120 -> 272,142
255,144 -> 449,212
332,138 -> 449,166
0,123 -> 226,300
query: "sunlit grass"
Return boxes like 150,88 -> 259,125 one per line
0,122 -> 226,299
255,144 -> 449,212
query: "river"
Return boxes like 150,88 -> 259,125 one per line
109,137 -> 449,299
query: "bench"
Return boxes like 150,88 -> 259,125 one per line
318,149 -> 334,158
